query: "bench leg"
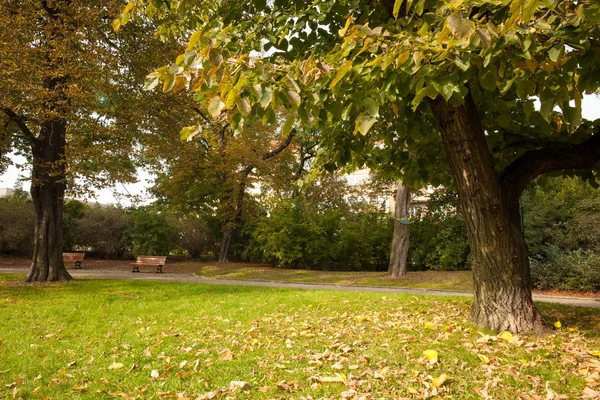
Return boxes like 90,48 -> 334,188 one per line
156,265 -> 163,273
132,266 -> 140,273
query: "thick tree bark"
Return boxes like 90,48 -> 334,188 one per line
26,120 -> 72,282
429,94 -> 545,334
388,181 -> 410,277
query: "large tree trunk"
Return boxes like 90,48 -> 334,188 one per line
429,94 -> 545,334
26,120 -> 72,282
388,181 -> 410,277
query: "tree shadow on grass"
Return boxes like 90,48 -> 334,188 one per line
537,302 -> 600,338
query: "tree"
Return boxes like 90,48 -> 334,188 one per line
125,0 -> 600,332
150,111 -> 296,263
0,0 -> 189,281
388,181 -> 410,277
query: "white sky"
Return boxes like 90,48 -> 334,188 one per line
1,95 -> 599,205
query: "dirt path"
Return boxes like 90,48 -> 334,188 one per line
2,267 -> 599,309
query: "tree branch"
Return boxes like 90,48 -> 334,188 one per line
500,130 -> 600,200
262,129 -> 295,160
1,107 -> 36,141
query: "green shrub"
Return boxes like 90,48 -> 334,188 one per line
75,204 -> 133,258
530,246 -> 600,292
175,216 -> 214,258
408,190 -> 470,271
127,207 -> 175,256
0,193 -> 34,256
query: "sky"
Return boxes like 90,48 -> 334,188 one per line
1,95 -> 599,205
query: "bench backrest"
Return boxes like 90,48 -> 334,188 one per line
136,256 -> 167,264
63,252 -> 85,262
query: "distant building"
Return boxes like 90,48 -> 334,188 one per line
0,188 -> 14,198
343,170 -> 431,214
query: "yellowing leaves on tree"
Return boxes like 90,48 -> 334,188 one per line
423,350 -> 439,364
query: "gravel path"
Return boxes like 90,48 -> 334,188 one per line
2,267 -> 599,309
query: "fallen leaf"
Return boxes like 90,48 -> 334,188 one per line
478,354 -> 490,364
432,373 -> 449,387
151,370 -> 159,379
423,350 -> 439,364
107,362 -> 124,370
497,331 -> 512,342
554,321 -> 562,329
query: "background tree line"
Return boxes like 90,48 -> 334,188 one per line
2,174 -> 598,291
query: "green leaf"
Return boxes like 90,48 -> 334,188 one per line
548,44 -> 564,62
432,81 -> 456,101
281,111 -> 296,136
236,96 -> 252,116
144,76 -> 160,91
260,89 -> 273,108
393,0 -> 404,19
363,98 -> 379,117
285,76 -> 301,92
524,100 -> 535,119
446,13 -> 476,39
285,90 -> 302,108
250,84 -> 262,100
162,74 -> 175,92
187,30 -> 202,50
355,114 -> 377,135
516,80 -> 535,98
498,114 -> 512,128
208,96 -> 225,118
329,60 -> 353,90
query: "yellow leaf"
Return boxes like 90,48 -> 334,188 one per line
432,373 -> 449,387
554,321 -> 562,329
497,331 -> 512,342
590,350 -> 600,357
408,387 -> 418,394
423,350 -> 438,364
424,322 -> 436,330
478,354 -> 490,364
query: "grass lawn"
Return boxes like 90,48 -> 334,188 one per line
194,263 -> 474,291
1,274 -> 599,399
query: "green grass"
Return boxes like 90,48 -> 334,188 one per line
194,263 -> 474,291
0,274 -> 599,399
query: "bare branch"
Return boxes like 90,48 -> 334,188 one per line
1,107 -> 36,141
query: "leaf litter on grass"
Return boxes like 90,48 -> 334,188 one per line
0,278 -> 599,399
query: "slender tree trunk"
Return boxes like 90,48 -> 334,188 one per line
388,181 -> 410,277
218,227 -> 234,263
218,170 -> 250,263
429,94 -> 545,334
26,120 -> 72,282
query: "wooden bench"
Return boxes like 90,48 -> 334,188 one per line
131,256 -> 167,273
63,252 -> 85,269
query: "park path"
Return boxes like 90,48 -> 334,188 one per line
1,267 -> 599,309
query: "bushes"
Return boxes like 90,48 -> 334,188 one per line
75,204 -> 132,258
531,246 -> 600,292
127,207 -> 176,257
0,194 -> 34,256
408,190 -> 470,271
249,200 -> 393,270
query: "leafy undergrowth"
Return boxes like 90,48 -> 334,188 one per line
0,275 -> 599,399
194,264 -> 474,291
